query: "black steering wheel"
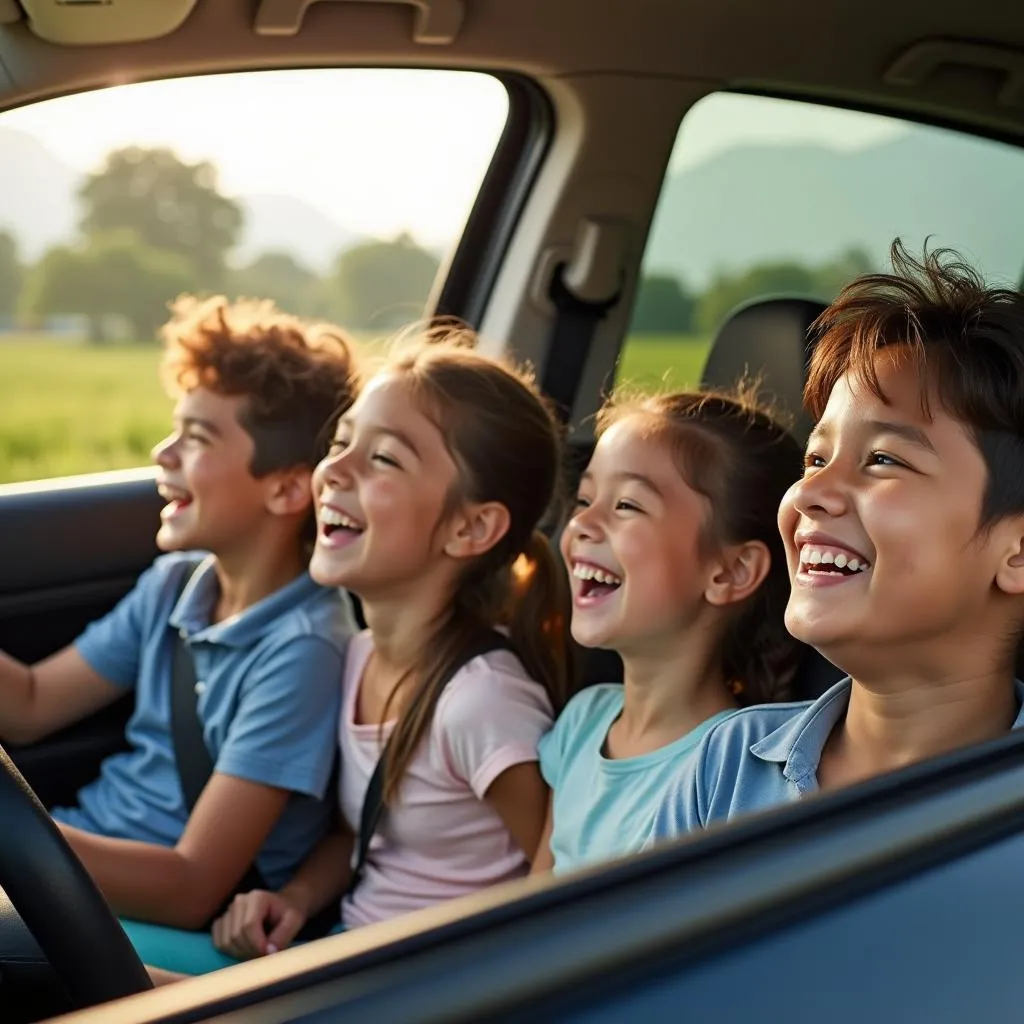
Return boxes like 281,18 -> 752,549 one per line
0,745 -> 153,1009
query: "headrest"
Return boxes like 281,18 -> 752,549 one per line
700,296 -> 828,446
701,296 -> 842,699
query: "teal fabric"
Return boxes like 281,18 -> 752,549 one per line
121,916 -> 347,976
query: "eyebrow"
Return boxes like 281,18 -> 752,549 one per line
336,419 -> 422,460
180,416 -> 222,437
580,469 -> 664,497
808,419 -> 937,454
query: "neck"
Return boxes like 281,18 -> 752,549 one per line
833,666 -> 1018,779
617,620 -> 736,744
210,533 -> 307,622
360,574 -> 459,675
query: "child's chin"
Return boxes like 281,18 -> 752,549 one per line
155,527 -> 190,553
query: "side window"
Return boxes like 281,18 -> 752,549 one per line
0,69 -> 508,485
619,92 -> 1024,389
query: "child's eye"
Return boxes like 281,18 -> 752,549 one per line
186,429 -> 210,445
615,499 -> 643,513
372,451 -> 401,469
803,451 -> 826,471
573,495 -> 591,511
328,438 -> 349,455
867,450 -> 903,468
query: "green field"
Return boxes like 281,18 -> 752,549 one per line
0,333 -> 710,485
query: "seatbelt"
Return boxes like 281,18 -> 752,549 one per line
343,630 -> 513,898
541,263 -> 620,425
169,561 -> 268,914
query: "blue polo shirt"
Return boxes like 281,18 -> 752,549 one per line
51,551 -> 356,889
649,676 -> 1024,840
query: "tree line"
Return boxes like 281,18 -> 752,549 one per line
0,145 -> 873,342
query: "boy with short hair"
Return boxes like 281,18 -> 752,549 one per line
0,295 -> 359,933
651,240 -> 1024,837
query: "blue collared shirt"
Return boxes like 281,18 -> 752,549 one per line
649,677 -> 1024,841
53,551 -> 357,889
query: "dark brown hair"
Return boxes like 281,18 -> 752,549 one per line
805,238 -> 1024,528
378,327 -> 572,801
161,295 -> 359,475
598,386 -> 803,704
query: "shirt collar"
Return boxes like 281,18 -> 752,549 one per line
751,677 -> 1024,786
169,557 -> 325,648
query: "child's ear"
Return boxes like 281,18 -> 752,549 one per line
264,467 -> 314,518
995,519 -> 1024,596
705,540 -> 771,608
443,501 -> 511,561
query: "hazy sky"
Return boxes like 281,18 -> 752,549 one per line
0,70 -> 904,246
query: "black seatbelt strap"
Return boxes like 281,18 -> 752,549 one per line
541,262 -> 621,425
343,631 -> 513,898
169,561 -> 267,913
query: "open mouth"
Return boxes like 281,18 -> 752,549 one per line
798,544 -> 871,578
571,561 -> 623,602
157,483 -> 193,519
319,505 -> 365,542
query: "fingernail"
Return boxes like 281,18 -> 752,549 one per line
266,944 -> 278,954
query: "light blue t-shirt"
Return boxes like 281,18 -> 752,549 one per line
649,676 -> 1024,841
538,683 -> 733,873
52,550 -> 357,889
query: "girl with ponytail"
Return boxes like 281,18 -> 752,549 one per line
534,386 -> 801,874
205,327 -> 572,967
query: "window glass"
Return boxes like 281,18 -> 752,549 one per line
0,69 -> 508,483
619,92 -> 1024,389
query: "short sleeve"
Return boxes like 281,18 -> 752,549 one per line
437,657 -> 554,799
215,634 -> 345,799
74,557 -> 173,689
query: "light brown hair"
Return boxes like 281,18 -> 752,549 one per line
378,327 -> 572,802
805,239 -> 1024,529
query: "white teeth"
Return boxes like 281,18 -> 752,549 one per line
320,507 -> 362,530
572,563 -> 623,586
799,545 -> 871,573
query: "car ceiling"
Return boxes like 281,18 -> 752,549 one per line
1,0 -> 1024,141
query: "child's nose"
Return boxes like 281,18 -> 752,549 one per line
790,464 -> 848,519
152,434 -> 179,467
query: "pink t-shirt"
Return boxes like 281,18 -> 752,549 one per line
338,630 -> 553,929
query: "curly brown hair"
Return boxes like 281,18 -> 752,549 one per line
160,295 -> 359,475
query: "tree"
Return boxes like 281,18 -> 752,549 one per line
228,251 -> 320,317
330,233 -> 440,330
23,230 -> 193,342
696,260 -> 820,336
78,147 -> 243,289
631,273 -> 695,334
0,230 -> 23,317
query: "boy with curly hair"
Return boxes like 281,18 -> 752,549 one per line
0,296 -> 359,943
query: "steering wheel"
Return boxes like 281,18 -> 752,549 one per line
0,745 -> 153,1009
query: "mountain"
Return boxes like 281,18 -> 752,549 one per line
1,121 -> 1022,287
0,128 -> 362,270
234,193 -> 361,272
0,128 -> 78,260
645,123 -> 1024,288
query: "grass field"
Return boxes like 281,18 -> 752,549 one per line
0,333 -> 711,485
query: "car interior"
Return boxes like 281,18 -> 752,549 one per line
1,0 -> 1024,1020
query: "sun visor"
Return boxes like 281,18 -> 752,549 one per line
16,0 -> 199,45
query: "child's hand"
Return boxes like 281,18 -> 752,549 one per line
211,889 -> 308,959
